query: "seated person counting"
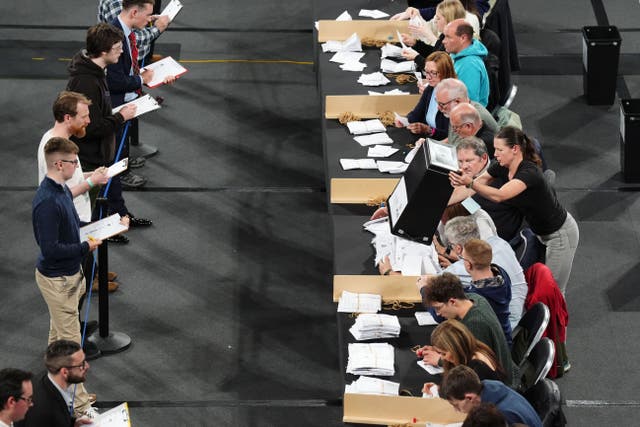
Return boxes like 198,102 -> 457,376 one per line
399,0 -> 466,72
434,78 -> 498,146
440,366 -> 542,427
461,402 -> 513,427
449,103 -> 496,157
440,215 -> 527,330
418,272 -> 515,385
417,319 -> 507,393
449,126 -> 579,294
451,138 -> 524,242
396,51 -> 456,140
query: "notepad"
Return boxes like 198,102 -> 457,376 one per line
79,214 -> 128,242
160,0 -> 183,21
142,56 -> 188,88
340,158 -> 378,170
106,158 -> 128,178
112,94 -> 160,118
93,402 -> 131,427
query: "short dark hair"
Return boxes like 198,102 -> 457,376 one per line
44,340 -> 81,374
455,21 -> 475,40
462,402 -> 508,427
44,137 -> 79,158
0,368 -> 32,409
53,91 -> 92,123
86,23 -> 124,58
122,0 -> 155,10
440,365 -> 483,400
422,272 -> 467,305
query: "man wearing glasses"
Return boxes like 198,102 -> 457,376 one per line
18,341 -> 95,426
32,138 -> 102,420
0,369 -> 33,426
449,103 -> 496,157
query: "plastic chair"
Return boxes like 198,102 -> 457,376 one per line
522,377 -> 567,427
518,337 -> 555,393
511,302 -> 550,367
508,228 -> 545,270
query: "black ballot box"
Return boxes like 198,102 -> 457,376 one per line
582,26 -> 621,105
386,140 -> 456,244
620,99 -> 640,183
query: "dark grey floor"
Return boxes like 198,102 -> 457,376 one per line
1,1 -> 640,426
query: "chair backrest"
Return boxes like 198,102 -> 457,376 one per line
518,337 -> 555,393
511,302 -> 550,367
508,228 -> 545,271
522,378 -> 567,427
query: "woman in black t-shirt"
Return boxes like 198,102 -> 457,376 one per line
448,126 -> 579,294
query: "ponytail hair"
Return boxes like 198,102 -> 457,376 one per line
495,126 -> 542,168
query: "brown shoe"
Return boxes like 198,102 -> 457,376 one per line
94,272 -> 118,282
91,281 -> 119,292
88,393 -> 97,404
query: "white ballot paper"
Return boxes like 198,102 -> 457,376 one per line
330,51 -> 365,64
142,56 -> 188,88
345,376 -> 399,396
347,343 -> 395,376
347,119 -> 386,135
417,360 -> 445,375
394,112 -> 409,127
336,10 -> 352,21
415,311 -> 438,326
377,161 -> 407,174
384,89 -> 410,95
112,94 -> 160,118
396,30 -> 408,50
322,33 -> 362,53
338,291 -> 381,313
340,62 -> 367,72
350,313 -> 401,340
381,58 -> 415,73
80,214 -> 128,243
367,145 -> 399,158
359,9 -> 390,19
354,132 -> 393,146
340,158 -> 378,170
87,402 -> 131,427
160,0 -> 183,21
107,158 -> 128,178
381,43 -> 404,59
357,72 -> 391,86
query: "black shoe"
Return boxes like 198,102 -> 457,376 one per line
81,320 -> 99,336
129,156 -> 146,169
120,172 -> 147,189
155,96 -> 165,105
128,214 -> 153,227
106,234 -> 129,244
83,340 -> 102,361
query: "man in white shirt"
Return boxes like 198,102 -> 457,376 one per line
0,369 -> 33,426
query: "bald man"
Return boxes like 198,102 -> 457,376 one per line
449,102 -> 495,157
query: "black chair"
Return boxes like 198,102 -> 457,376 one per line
522,378 -> 567,427
511,302 -> 550,367
518,337 -> 555,393
509,227 -> 546,270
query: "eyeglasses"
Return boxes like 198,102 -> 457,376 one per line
423,70 -> 439,78
65,359 -> 88,370
16,395 -> 33,404
451,122 -> 471,132
59,159 -> 79,166
437,98 -> 458,109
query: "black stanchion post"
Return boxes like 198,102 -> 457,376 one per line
88,197 -> 132,354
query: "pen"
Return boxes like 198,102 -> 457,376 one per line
87,235 -> 96,242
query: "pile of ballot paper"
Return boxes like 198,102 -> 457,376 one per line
345,376 -> 399,396
338,291 -> 381,313
346,343 -> 395,376
346,119 -> 386,135
349,313 -> 401,340
357,72 -> 391,86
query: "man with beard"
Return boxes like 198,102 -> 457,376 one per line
17,340 -> 95,426
67,22 -> 152,243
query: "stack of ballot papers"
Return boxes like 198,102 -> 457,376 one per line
381,58 -> 415,73
340,158 -> 378,170
350,313 -> 401,340
417,360 -> 445,375
381,43 -> 404,59
358,72 -> 391,86
345,376 -> 399,396
415,311 -> 439,326
367,145 -> 399,158
347,343 -> 395,376
330,51 -> 367,72
338,291 -> 381,313
346,119 -> 386,135
112,94 -> 160,118
376,160 -> 408,174
142,56 -> 188,88
353,132 -> 393,146
367,89 -> 410,96
359,9 -> 390,19
322,33 -> 362,53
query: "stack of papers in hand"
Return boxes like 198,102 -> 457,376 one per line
340,158 -> 378,170
359,9 -> 390,19
417,360 -> 445,375
367,145 -> 399,158
376,161 -> 408,174
381,43 -> 404,59
345,376 -> 399,396
142,56 -> 188,88
381,59 -> 415,73
353,132 -> 393,146
347,119 -> 386,135
322,33 -> 362,53
160,0 -> 183,21
338,291 -> 381,313
112,94 -> 160,118
347,343 -> 395,376
350,313 -> 401,340
358,72 -> 391,86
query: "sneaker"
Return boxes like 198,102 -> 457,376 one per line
129,156 -> 146,169
120,172 -> 147,189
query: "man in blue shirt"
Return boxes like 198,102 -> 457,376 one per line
32,137 -> 102,417
440,365 -> 542,427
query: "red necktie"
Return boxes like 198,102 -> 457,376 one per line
128,32 -> 139,75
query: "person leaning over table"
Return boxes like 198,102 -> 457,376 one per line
448,126 -> 579,294
395,51 -> 455,140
